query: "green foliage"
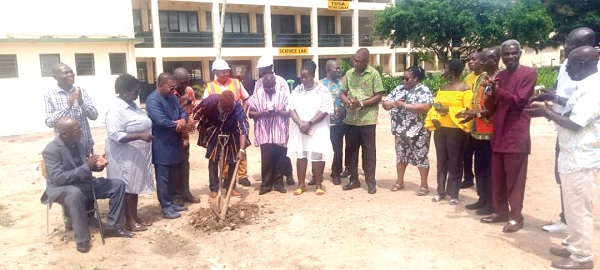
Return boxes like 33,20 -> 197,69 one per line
416,52 -> 435,66
373,0 -> 554,62
422,73 -> 445,95
545,0 -> 600,46
374,65 -> 384,76
382,75 -> 402,94
535,66 -> 559,89
340,60 -> 352,77
191,84 -> 205,99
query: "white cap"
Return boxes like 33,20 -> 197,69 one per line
257,55 -> 274,69
212,59 -> 231,71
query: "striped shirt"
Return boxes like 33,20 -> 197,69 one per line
44,85 -> 98,155
248,84 -> 290,147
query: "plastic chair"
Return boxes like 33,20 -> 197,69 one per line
41,160 -> 105,244
286,79 -> 296,92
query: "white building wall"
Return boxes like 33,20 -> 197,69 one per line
0,43 -> 130,136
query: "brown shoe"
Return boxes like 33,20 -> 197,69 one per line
480,213 -> 509,224
227,188 -> 242,198
173,196 -> 184,206
182,195 -> 201,204
502,219 -> 524,233
550,247 -> 571,258
551,258 -> 594,269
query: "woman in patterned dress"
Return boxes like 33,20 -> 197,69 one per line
382,66 -> 434,196
105,74 -> 155,232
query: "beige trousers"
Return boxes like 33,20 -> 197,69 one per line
561,168 -> 599,263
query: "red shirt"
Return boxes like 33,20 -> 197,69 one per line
485,66 -> 537,154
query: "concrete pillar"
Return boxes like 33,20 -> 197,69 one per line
352,8 -> 359,48
141,3 -> 150,31
313,54 -> 320,79
390,51 -> 397,76
127,43 -> 136,76
199,10 -> 207,31
296,58 -> 303,78
202,59 -> 211,83
406,53 -> 411,69
146,58 -> 155,84
374,54 -> 381,66
250,12 -> 257,33
150,0 -> 162,73
264,4 -> 273,49
335,13 -> 341,34
434,54 -> 439,71
311,6 -> 318,49
251,58 -> 259,79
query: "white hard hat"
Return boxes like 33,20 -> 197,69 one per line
257,55 -> 274,69
212,59 -> 231,71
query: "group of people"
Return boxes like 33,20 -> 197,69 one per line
39,27 -> 599,269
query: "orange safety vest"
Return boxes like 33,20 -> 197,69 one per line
206,78 -> 243,101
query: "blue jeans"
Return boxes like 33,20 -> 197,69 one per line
154,163 -> 179,210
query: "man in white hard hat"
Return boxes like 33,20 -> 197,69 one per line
256,55 -> 296,186
202,59 -> 252,187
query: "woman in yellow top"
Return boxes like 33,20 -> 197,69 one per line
425,59 -> 473,205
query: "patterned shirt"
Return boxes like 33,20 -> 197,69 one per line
557,73 -> 600,174
173,86 -> 197,116
44,85 -> 98,155
341,66 -> 384,126
321,78 -> 345,126
386,83 -> 433,137
248,83 -> 290,147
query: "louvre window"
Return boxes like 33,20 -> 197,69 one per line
0,54 -> 18,78
109,53 -> 127,75
75,53 -> 95,76
40,54 -> 60,77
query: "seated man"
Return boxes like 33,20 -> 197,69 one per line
42,117 -> 134,253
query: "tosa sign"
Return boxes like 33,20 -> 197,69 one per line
328,0 -> 350,11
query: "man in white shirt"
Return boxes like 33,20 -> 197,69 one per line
527,46 -> 600,270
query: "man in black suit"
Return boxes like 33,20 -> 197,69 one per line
42,117 -> 133,253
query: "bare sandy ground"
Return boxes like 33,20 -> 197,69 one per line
0,107 -> 598,270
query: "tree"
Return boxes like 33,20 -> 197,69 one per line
373,0 -> 554,63
544,0 -> 600,46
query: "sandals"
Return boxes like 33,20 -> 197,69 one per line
431,194 -> 445,202
293,188 -> 304,196
449,198 -> 459,205
390,183 -> 405,192
125,223 -> 147,232
316,188 -> 325,196
417,187 -> 429,196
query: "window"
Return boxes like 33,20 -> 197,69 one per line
133,10 -> 142,32
272,15 -> 295,34
75,53 -> 95,76
40,54 -> 60,77
300,15 -> 311,34
224,13 -> 249,33
206,12 -> 212,32
0,55 -> 18,78
159,11 -> 199,32
109,53 -> 127,75
318,16 -> 335,34
256,14 -> 264,34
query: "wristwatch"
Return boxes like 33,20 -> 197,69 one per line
476,112 -> 482,118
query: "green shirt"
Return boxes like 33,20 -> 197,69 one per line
341,65 -> 384,126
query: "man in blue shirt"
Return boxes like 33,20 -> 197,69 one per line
146,73 -> 190,219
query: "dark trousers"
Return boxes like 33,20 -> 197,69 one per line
55,178 -> 125,244
171,145 -> 192,199
473,138 -> 492,206
208,160 -> 235,192
463,136 -> 475,183
492,152 -> 528,221
433,127 -> 469,198
345,124 -> 377,187
554,138 -> 566,224
281,153 -> 293,177
154,163 -> 179,210
260,144 -> 286,189
330,124 -> 347,177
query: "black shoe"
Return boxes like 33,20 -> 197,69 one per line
465,200 -> 484,210
332,176 -> 341,185
342,181 -> 361,191
550,247 -> 571,258
172,204 -> 188,212
480,213 -> 510,223
475,207 -> 494,216
460,181 -> 474,189
258,187 -> 272,195
104,228 -> 135,238
273,185 -> 287,193
368,186 -> 377,194
76,241 -> 91,253
339,168 -> 350,178
162,209 -> 181,219
286,175 -> 296,185
239,177 -> 251,187
308,177 -> 316,186
173,196 -> 185,207
551,258 -> 594,269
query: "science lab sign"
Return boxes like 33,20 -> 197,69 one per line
328,0 -> 350,10
278,47 -> 309,55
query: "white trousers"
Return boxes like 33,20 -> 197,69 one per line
560,168 -> 599,263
